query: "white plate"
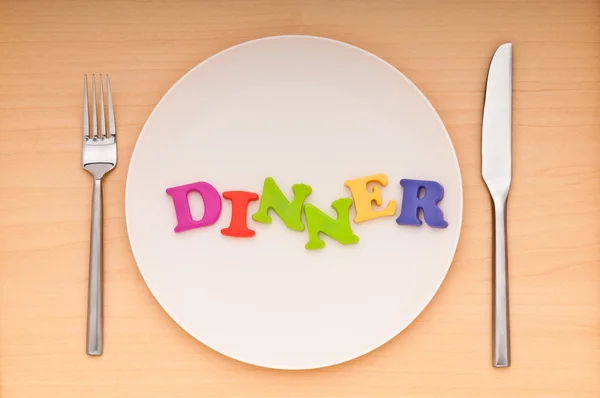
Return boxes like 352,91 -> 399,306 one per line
126,35 -> 462,370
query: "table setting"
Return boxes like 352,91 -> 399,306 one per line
0,1 -> 598,397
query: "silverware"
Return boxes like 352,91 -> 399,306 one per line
82,74 -> 117,356
482,43 -> 512,368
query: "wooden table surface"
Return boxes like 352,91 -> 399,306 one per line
1,0 -> 599,397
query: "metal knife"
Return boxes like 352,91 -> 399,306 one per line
482,42 -> 512,368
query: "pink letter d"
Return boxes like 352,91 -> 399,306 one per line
166,182 -> 222,232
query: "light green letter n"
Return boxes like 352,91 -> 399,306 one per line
304,198 -> 359,250
252,177 -> 312,232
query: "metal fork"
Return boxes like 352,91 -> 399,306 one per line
82,74 -> 117,356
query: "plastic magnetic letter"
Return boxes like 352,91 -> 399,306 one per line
166,181 -> 222,232
344,173 -> 396,223
221,191 -> 259,238
252,177 -> 312,232
304,198 -> 360,250
396,179 -> 448,228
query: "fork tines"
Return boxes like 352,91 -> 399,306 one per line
83,74 -> 116,141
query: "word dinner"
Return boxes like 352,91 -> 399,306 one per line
166,174 -> 448,250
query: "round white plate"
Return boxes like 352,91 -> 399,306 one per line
126,35 -> 462,370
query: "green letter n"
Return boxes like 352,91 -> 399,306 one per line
252,177 -> 312,232
304,198 -> 359,250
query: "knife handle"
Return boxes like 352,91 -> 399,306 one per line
493,198 -> 510,367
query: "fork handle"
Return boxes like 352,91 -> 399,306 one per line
87,177 -> 103,356
493,198 -> 510,367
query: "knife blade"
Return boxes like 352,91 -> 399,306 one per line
482,42 -> 512,368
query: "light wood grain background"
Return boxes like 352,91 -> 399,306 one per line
0,0 -> 599,397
